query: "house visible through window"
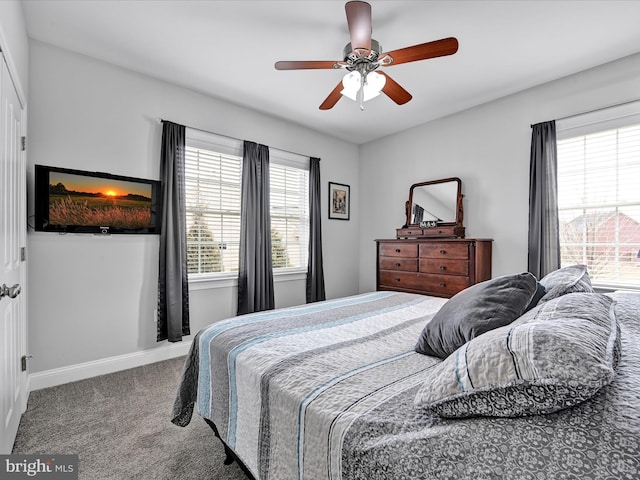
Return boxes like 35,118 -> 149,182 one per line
556,103 -> 640,289
184,129 -> 309,278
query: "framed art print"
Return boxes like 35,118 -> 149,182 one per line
328,182 -> 350,220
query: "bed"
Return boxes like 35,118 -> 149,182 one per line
172,267 -> 640,480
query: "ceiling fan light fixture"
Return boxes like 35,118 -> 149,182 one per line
363,71 -> 385,101
341,70 -> 385,103
341,70 -> 362,101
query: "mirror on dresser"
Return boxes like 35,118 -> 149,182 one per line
400,177 -> 465,238
376,177 -> 492,298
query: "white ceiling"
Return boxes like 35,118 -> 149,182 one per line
21,0 -> 640,144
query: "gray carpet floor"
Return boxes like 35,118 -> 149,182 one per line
12,356 -> 249,480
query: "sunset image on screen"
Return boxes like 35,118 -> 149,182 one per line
49,172 -> 153,228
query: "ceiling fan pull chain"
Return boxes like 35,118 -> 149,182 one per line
359,73 -> 365,111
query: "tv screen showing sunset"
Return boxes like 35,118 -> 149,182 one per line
49,172 -> 153,228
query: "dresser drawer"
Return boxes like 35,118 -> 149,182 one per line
420,243 -> 469,260
378,271 -> 470,296
396,225 -> 460,238
379,257 -> 419,272
419,258 -> 469,276
396,227 -> 424,238
379,243 -> 419,258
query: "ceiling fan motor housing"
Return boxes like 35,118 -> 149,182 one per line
342,39 -> 384,72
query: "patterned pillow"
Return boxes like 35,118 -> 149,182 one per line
538,264 -> 593,304
414,273 -> 539,358
414,293 -> 619,418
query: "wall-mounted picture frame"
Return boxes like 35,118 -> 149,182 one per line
328,182 -> 350,220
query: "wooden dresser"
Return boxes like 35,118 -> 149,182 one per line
376,238 -> 492,298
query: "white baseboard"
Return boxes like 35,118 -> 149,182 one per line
28,341 -> 192,391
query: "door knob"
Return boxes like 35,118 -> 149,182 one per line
0,283 -> 21,299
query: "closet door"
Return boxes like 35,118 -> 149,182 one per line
0,52 -> 27,454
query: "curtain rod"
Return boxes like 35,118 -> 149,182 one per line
157,118 -> 318,160
530,97 -> 640,128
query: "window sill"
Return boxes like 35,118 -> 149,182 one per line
188,272 -> 238,290
593,282 -> 640,294
188,268 -> 307,291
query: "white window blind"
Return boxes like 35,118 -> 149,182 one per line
270,163 -> 309,270
185,145 -> 242,275
184,128 -> 309,278
556,105 -> 640,288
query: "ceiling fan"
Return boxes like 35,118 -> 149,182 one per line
274,1 -> 458,111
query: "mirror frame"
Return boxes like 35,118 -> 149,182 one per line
404,177 -> 464,230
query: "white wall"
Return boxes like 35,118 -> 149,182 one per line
0,0 -> 28,102
358,52 -> 640,292
27,40 -> 360,376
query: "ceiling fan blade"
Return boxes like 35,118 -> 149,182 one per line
275,61 -> 339,70
381,37 -> 459,66
379,72 -> 412,105
319,81 -> 344,110
345,1 -> 372,51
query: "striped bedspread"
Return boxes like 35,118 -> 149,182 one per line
175,291 -> 446,480
172,291 -> 640,480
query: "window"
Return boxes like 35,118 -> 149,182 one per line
185,144 -> 242,275
556,103 -> 640,288
184,129 -> 309,279
270,162 -> 309,269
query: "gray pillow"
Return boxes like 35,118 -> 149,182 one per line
524,281 -> 546,313
415,272 -> 538,358
538,264 -> 593,304
414,293 -> 619,418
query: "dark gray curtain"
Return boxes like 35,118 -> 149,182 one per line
237,141 -> 274,314
157,121 -> 190,342
413,204 -> 425,224
306,157 -> 326,303
528,120 -> 560,278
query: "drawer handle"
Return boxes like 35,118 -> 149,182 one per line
439,249 -> 446,254
395,278 -> 401,282
395,263 -> 401,267
395,248 -> 401,253
440,282 -> 446,287
439,265 -> 446,271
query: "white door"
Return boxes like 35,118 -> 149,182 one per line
0,52 -> 27,454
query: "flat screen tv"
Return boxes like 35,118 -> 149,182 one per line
34,165 -> 162,234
